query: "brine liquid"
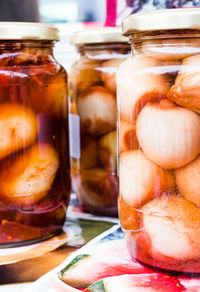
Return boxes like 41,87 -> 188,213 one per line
70,44 -> 130,216
0,42 -> 70,245
117,38 -> 200,273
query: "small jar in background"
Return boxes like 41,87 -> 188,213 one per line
117,8 -> 200,273
0,22 -> 70,246
69,27 -> 130,216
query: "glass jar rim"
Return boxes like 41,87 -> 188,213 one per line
122,8 -> 200,36
71,27 -> 128,45
0,22 -> 60,41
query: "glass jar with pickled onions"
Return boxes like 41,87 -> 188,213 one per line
0,22 -> 70,246
69,28 -> 130,216
117,8 -> 200,273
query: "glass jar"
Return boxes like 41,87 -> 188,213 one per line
117,8 -> 200,273
0,22 -> 70,246
69,28 -> 130,216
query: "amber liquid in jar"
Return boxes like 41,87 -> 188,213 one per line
70,43 -> 129,216
0,41 -> 70,246
117,30 -> 200,273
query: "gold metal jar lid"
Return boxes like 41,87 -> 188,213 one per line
0,22 -> 60,41
122,8 -> 200,35
71,27 -> 128,45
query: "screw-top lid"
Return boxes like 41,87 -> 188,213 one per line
122,8 -> 200,35
71,27 -> 128,45
0,22 -> 60,41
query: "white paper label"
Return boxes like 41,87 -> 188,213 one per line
69,113 -> 81,159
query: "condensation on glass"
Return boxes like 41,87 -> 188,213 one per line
117,8 -> 200,273
0,22 -> 70,246
69,28 -> 130,216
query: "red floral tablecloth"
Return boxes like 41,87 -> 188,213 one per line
24,225 -> 200,292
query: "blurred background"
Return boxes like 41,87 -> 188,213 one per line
1,0 -> 199,70
0,0 -> 106,23
39,0 -> 106,23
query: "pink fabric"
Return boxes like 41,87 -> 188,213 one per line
105,0 -> 117,27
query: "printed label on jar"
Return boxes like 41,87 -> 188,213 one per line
69,113 -> 81,159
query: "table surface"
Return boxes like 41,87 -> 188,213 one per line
0,283 -> 31,291
0,200 -> 118,291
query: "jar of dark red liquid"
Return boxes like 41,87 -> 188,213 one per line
117,8 -> 200,273
69,28 -> 129,216
0,22 -> 70,246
